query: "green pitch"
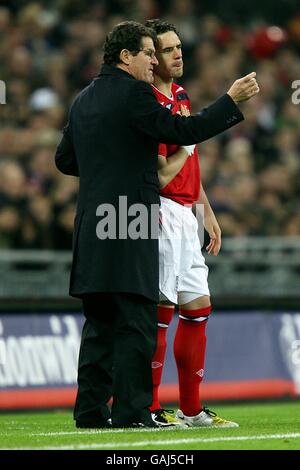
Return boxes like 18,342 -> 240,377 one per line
0,402 -> 300,450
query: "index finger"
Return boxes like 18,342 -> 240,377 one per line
242,71 -> 256,81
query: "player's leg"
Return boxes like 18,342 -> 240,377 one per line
150,301 -> 174,413
175,293 -> 238,428
174,294 -> 211,416
174,209 -> 238,427
150,301 -> 186,427
174,206 -> 211,417
151,198 -> 186,427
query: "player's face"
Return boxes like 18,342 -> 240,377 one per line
155,31 -> 183,80
129,37 -> 158,84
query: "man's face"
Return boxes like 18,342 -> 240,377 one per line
128,36 -> 158,84
154,31 -> 183,80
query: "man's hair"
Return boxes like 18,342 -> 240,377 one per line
144,19 -> 179,37
103,21 -> 157,65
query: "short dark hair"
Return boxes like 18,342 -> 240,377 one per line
103,21 -> 157,66
144,19 -> 179,37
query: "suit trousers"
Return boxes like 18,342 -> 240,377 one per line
73,292 -> 157,427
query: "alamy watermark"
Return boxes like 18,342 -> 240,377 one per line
0,80 -> 6,104
96,196 -> 160,240
291,80 -> 300,105
95,196 -> 205,243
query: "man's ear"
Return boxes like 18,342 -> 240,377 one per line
119,49 -> 131,65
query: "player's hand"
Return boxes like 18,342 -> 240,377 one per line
204,213 -> 222,256
227,72 -> 260,104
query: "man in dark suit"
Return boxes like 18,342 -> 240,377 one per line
55,21 -> 259,428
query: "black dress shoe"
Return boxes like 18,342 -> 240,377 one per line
131,420 -> 159,428
112,417 -> 159,428
76,418 -> 112,429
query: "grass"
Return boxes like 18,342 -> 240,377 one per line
0,402 -> 300,450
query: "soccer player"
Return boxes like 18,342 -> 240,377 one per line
145,19 -> 239,428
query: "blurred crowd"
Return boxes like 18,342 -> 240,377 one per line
0,0 -> 300,249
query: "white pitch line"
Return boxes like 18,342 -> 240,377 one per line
32,427 -> 165,436
11,433 -> 300,450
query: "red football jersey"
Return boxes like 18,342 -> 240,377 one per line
152,82 -> 200,205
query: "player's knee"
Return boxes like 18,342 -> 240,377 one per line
157,304 -> 174,327
179,303 -> 212,323
180,295 -> 211,310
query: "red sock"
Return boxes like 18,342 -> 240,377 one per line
174,305 -> 212,416
150,305 -> 174,412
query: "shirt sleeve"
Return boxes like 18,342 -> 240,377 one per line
129,81 -> 244,146
158,143 -> 167,157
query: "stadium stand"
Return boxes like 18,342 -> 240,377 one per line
0,0 -> 300,410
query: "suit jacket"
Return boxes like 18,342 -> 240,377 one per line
55,64 -> 243,302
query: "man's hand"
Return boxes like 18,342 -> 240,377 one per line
204,212 -> 222,256
179,104 -> 190,117
227,72 -> 260,104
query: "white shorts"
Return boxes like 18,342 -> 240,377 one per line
159,196 -> 210,305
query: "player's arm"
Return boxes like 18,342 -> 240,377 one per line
158,104 -> 195,188
158,147 -> 191,189
199,183 -> 221,256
